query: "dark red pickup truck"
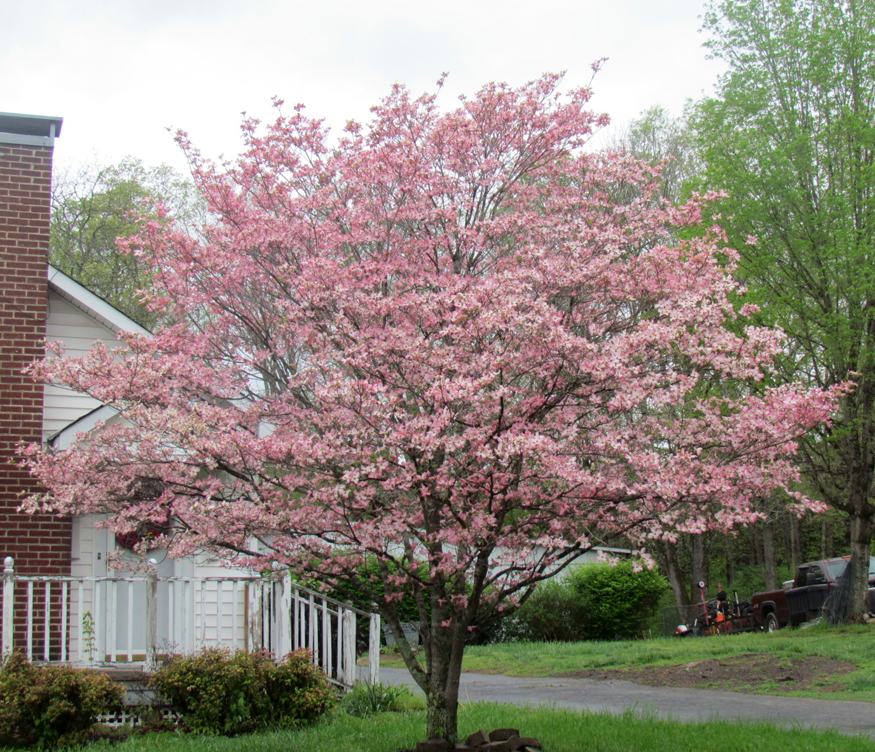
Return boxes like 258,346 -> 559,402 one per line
751,556 -> 875,631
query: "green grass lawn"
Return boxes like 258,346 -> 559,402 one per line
98,704 -> 874,752
380,623 -> 875,702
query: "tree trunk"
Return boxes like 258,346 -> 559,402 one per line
690,533 -> 707,601
821,516 -> 829,560
789,513 -> 803,569
414,565 -> 469,743
663,539 -> 690,608
747,526 -> 759,567
847,513 -> 873,623
423,618 -> 467,742
425,672 -> 459,743
838,391 -> 875,623
387,571 -> 466,742
762,519 -> 778,591
724,533 -> 736,588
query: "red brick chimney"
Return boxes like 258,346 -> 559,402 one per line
0,112 -> 72,575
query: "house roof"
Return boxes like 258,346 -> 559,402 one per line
49,404 -> 120,450
46,265 -> 148,448
47,265 -> 151,336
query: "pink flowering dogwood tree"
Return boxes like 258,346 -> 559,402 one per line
24,75 -> 839,742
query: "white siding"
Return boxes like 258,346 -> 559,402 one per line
43,291 -> 123,442
42,282 -> 253,622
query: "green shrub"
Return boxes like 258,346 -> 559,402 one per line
568,561 -> 668,640
492,580 -> 586,643
322,557 -> 431,650
498,561 -> 668,642
0,651 -> 124,749
327,557 -> 428,624
150,648 -> 336,735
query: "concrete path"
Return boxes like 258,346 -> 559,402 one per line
379,667 -> 875,739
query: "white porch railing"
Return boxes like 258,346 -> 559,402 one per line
0,557 -> 379,689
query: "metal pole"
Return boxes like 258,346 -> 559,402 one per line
2,557 -> 14,657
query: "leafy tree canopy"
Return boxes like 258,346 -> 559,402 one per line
609,105 -> 701,206
50,157 -> 202,328
691,0 -> 875,619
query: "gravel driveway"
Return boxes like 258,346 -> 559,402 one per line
378,667 -> 875,739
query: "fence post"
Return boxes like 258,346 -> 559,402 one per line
2,557 -> 14,658
342,608 -> 356,687
145,560 -> 158,672
308,592 -> 316,657
278,572 -> 293,658
368,611 -> 380,684
247,581 -> 263,652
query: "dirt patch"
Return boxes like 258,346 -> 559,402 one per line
558,653 -> 857,693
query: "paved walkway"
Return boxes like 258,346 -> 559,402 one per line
379,667 -> 875,739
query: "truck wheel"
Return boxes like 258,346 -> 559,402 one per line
765,612 -> 781,632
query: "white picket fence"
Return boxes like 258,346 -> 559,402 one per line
0,557 -> 379,689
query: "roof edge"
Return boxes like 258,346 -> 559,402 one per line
0,111 -> 63,136
47,265 -> 151,336
49,405 -> 119,450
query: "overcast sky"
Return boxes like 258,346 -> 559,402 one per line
2,0 -> 725,175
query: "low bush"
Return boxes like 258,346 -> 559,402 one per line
494,561 -> 668,642
326,557 -> 431,649
340,681 -> 416,717
150,647 -> 336,735
488,579 -> 584,643
0,651 -> 124,749
327,558 -> 424,625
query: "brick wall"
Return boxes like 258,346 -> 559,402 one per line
0,141 -> 72,576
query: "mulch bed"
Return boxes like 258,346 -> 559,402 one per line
558,652 -> 856,693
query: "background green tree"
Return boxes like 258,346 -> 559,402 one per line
691,0 -> 875,620
608,105 -> 701,206
611,106 -> 762,609
50,157 -> 202,329
606,99 -> 859,611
